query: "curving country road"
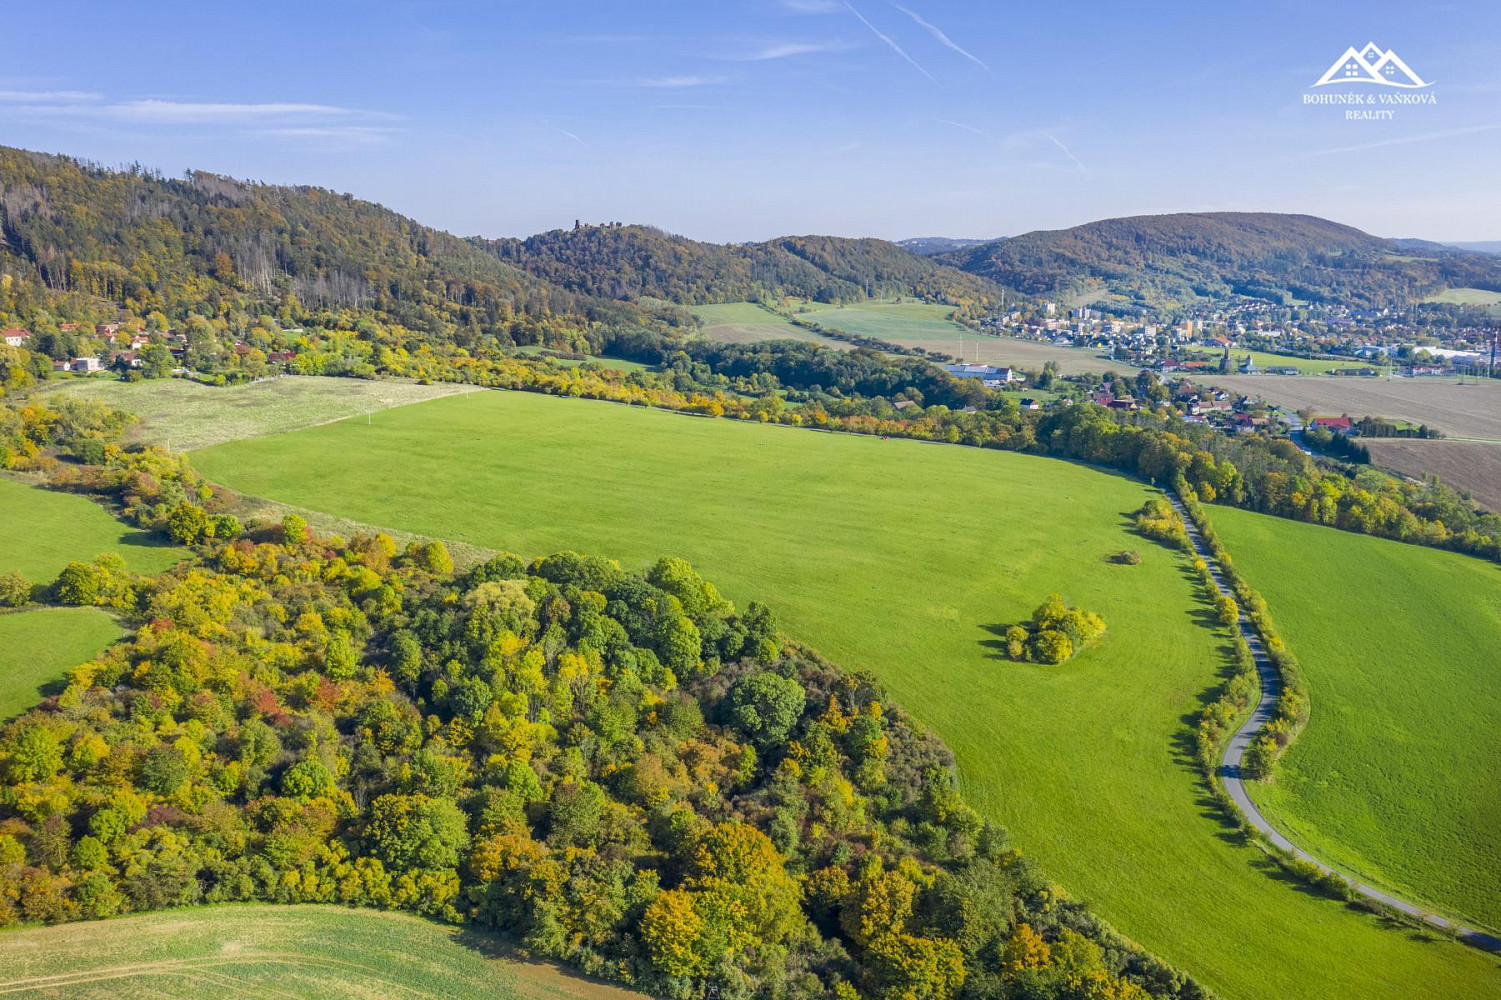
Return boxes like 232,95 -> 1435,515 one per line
1167,492 -> 1501,953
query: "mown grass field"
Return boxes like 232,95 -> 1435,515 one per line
689,301 -> 843,348
511,346 -> 655,373
928,336 -> 1133,375
790,297 -> 967,340
0,608 -> 120,720
0,904 -> 645,1000
1209,507 -> 1501,931
1425,286 -> 1501,305
190,387 -> 1501,1000
51,375 -> 476,450
1215,350 -> 1365,375
0,477 -> 184,581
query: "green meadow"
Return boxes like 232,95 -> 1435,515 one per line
0,608 -> 121,719
1210,506 -> 1501,931
1425,287 -> 1501,306
790,297 -> 968,340
690,301 -> 838,346
0,904 -> 644,1000
0,476 -> 184,581
190,387 -> 1501,1000
51,375 -> 475,450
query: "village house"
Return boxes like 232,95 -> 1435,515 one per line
1310,416 -> 1354,435
69,356 -> 104,374
2,328 -> 32,348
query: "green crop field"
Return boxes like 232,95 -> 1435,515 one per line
190,388 -> 1501,1000
51,375 -> 477,451
690,302 -> 841,347
1425,286 -> 1501,305
0,477 -> 184,581
1208,506 -> 1501,931
1184,349 -> 1361,375
788,297 -> 967,340
511,346 -> 654,373
0,904 -> 646,999
0,608 -> 121,719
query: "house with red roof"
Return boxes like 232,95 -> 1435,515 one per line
1310,416 -> 1354,435
2,328 -> 31,348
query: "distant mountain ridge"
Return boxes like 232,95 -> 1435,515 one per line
896,236 -> 1001,257
937,212 -> 1501,310
482,224 -> 1001,306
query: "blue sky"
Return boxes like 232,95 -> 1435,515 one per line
3,0 -> 1499,242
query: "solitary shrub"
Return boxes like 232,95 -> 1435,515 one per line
1108,550 -> 1141,565
0,570 -> 30,607
1003,595 -> 1105,665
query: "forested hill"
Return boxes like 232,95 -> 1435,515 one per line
0,146 -> 652,347
481,224 -> 1002,306
937,212 -> 1501,310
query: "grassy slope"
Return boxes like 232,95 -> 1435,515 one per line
1231,350 -> 1366,375
51,376 -> 476,451
790,298 -> 967,340
1209,506 -> 1501,930
190,389 -> 1501,1000
0,904 -> 645,1000
0,477 -> 184,581
0,608 -> 120,719
1425,287 -> 1501,305
690,302 -> 835,346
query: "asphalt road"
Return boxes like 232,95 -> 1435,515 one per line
1168,492 -> 1501,953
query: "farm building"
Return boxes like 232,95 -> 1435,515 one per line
1310,416 -> 1354,435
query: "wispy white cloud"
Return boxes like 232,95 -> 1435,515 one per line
1295,123 -> 1501,158
937,118 -> 994,138
106,100 -> 390,124
6,93 -> 400,146
742,41 -> 854,60
1044,133 -> 1087,173
0,89 -> 101,102
547,125 -> 586,145
842,2 -> 935,82
252,126 -> 397,144
635,75 -> 729,88
891,4 -> 988,70
780,0 -> 842,12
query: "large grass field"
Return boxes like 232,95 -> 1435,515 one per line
1208,507 -> 1501,931
790,297 -> 968,340
51,375 -> 476,450
1425,286 -> 1501,306
689,302 -> 844,348
1214,350 -> 1366,375
0,904 -> 644,999
0,608 -> 121,720
190,387 -> 1501,1000
0,477 -> 184,581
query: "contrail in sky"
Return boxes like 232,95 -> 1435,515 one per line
843,2 -> 936,82
891,3 -> 989,70
1045,133 -> 1087,173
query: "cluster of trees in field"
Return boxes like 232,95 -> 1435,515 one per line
1000,596 -> 1106,665
0,415 -> 1210,1000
